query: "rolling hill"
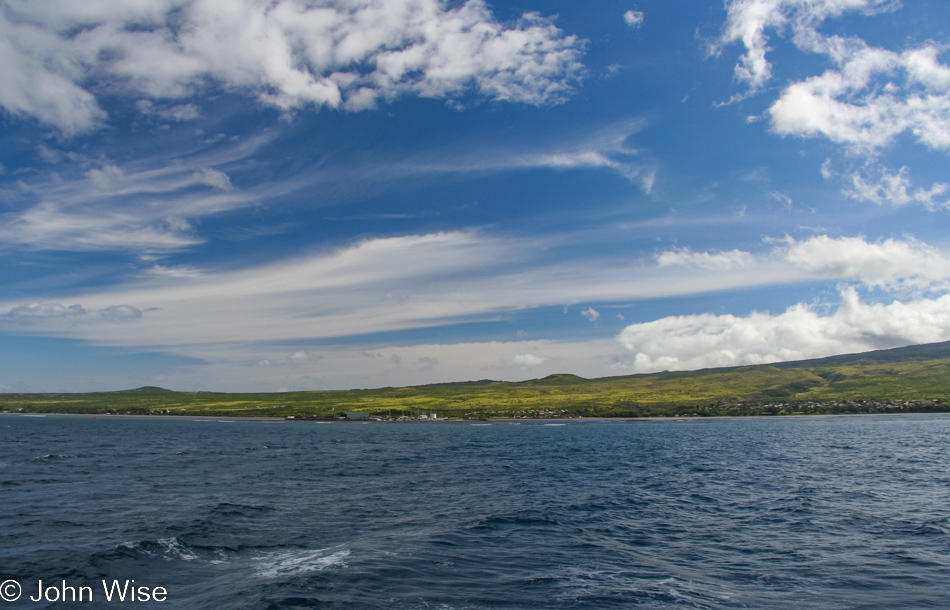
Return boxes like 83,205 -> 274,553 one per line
3,341 -> 950,418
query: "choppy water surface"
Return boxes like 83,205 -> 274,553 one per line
1,414 -> 949,609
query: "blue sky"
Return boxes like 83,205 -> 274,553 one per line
2,0 -> 950,392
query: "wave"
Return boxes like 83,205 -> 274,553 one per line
557,568 -> 739,608
118,537 -> 208,563
111,536 -> 350,578
252,548 -> 350,579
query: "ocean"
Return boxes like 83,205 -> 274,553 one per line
1,413 -> 948,609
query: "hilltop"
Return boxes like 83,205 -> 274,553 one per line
3,341 -> 950,418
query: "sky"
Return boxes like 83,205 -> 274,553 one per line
2,0 -> 950,392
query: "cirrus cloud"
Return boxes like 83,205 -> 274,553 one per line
657,247 -> 756,270
1,302 -> 143,326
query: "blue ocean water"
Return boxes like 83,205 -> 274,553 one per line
1,414 -> 949,609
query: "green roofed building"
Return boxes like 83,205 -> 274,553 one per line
339,412 -> 370,419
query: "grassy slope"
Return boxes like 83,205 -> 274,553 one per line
3,342 -> 950,418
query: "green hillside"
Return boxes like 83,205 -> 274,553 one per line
3,342 -> 950,418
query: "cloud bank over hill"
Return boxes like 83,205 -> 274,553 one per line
620,236 -> 950,372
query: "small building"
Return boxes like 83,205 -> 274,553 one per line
339,411 -> 370,420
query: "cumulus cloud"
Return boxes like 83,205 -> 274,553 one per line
619,233 -> 950,372
769,44 -> 950,154
717,1 -> 950,156
509,353 -> 547,368
656,234 -> 950,289
661,235 -> 950,293
581,307 -> 600,322
0,0 -> 585,133
845,166 -> 950,208
784,235 -> 950,293
624,10 -> 644,28
716,0 -> 895,93
617,288 -> 950,373
0,14 -> 106,135
657,247 -> 756,270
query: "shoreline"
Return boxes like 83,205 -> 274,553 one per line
4,412 -> 950,423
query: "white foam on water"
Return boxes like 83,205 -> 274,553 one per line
253,548 -> 350,579
544,423 -> 567,426
649,577 -> 734,607
557,567 -> 734,608
120,537 -> 201,561
156,537 -> 199,561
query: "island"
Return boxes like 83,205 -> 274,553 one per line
3,341 -> 950,419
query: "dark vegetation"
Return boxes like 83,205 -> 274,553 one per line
3,342 -> 950,419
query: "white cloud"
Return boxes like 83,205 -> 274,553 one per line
0,14 -> 107,135
716,0 -> 895,93
3,230 -> 948,389
621,234 -> 950,374
845,166 -> 950,208
0,229 -> 795,355
146,265 -> 205,279
1,302 -> 143,326
581,307 -> 600,322
717,1 -> 950,156
2,118 -> 656,256
617,288 -> 950,373
509,353 -> 547,368
624,10 -> 644,28
410,119 -> 654,190
657,247 -> 755,270
783,235 -> 950,293
0,201 -> 206,252
0,0 -> 585,133
769,43 -> 950,154
6,230 -> 946,385
661,235 -> 950,294
530,151 -> 617,169
0,137 -> 269,252
257,350 -> 321,367
136,100 -> 201,122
